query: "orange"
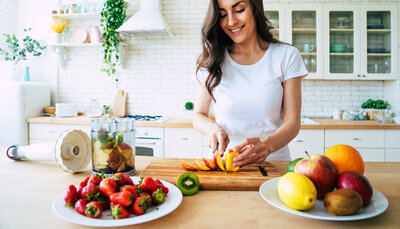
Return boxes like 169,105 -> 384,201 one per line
324,144 -> 364,175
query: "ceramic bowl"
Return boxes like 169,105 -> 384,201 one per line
330,44 -> 348,53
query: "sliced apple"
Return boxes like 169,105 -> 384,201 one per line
180,159 -> 199,171
225,150 -> 240,172
203,158 -> 216,170
214,151 -> 225,171
194,159 -> 211,171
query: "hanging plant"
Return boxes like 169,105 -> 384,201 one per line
100,0 -> 128,76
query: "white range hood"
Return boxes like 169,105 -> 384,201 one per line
117,0 -> 173,36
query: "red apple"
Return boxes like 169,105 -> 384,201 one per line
336,172 -> 373,206
294,152 -> 337,199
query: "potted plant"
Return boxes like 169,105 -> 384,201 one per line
361,99 -> 390,120
100,0 -> 128,76
0,28 -> 46,81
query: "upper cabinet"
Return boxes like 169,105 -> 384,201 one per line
263,2 -> 398,80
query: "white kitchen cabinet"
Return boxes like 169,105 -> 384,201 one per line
385,130 -> 400,162
28,123 -> 90,144
263,3 -> 286,42
385,149 -> 400,162
164,128 -> 203,159
324,4 -> 398,80
288,130 -> 325,159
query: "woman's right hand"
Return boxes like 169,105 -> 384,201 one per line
208,125 -> 229,156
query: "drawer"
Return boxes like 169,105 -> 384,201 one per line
385,130 -> 400,148
325,130 -> 384,148
288,130 -> 324,159
385,148 -> 400,162
325,148 -> 385,162
164,128 -> 203,158
29,123 -> 90,141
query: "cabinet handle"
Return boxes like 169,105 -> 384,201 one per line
357,74 -> 361,78
48,130 -> 57,134
351,137 -> 361,140
362,75 -> 365,78
295,139 -> 304,142
143,132 -> 148,136
181,137 -> 188,140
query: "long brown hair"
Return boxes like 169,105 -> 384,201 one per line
196,0 -> 281,101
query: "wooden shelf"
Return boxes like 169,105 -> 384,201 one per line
330,28 -> 354,32
330,53 -> 354,56
300,52 -> 317,56
367,53 -> 391,57
52,12 -> 101,20
367,29 -> 391,33
292,28 -> 316,33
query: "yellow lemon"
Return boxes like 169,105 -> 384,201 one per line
277,172 -> 317,211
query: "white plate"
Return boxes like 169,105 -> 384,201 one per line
53,177 -> 183,227
259,177 -> 388,221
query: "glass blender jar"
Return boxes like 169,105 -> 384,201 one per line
90,118 -> 136,175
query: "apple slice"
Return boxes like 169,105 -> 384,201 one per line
213,151 -> 225,171
225,150 -> 239,172
194,159 -> 211,171
180,159 -> 199,171
203,158 -> 216,170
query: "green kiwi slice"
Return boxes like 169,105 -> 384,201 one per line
177,172 -> 200,196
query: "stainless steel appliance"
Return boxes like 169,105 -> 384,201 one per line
123,115 -> 167,157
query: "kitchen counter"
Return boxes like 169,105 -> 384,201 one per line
1,146 -> 399,229
27,116 -> 400,129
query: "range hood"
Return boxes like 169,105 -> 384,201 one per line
117,0 -> 173,36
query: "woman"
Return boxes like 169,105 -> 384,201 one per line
192,0 -> 308,167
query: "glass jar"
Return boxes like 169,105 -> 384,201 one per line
90,118 -> 136,175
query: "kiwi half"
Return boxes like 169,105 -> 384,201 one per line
177,172 -> 200,196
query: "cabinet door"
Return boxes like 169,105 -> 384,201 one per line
325,130 -> 385,148
286,4 -> 323,79
385,148 -> 400,162
324,147 -> 385,162
288,130 -> 324,159
164,128 -> 203,159
263,3 -> 286,42
361,5 -> 398,79
29,123 -> 90,144
324,5 -> 361,79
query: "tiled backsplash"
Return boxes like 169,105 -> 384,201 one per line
1,0 -> 395,118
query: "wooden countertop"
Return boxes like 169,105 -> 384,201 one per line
27,116 -> 400,129
0,146 -> 399,229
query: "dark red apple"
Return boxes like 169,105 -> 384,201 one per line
336,172 -> 373,206
294,152 -> 337,199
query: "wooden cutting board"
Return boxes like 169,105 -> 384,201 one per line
139,158 -> 282,191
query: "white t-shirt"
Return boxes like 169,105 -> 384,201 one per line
193,43 -> 308,161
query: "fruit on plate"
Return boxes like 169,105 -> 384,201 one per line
294,152 -> 337,199
84,201 -> 103,218
213,151 -> 225,171
277,172 -> 317,211
179,159 -> 199,171
203,158 -> 216,170
336,172 -> 373,206
225,150 -> 240,172
324,144 -> 364,175
193,159 -> 211,171
324,189 -> 363,216
287,157 -> 303,172
177,172 -> 200,196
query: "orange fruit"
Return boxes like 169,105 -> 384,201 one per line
324,144 -> 364,175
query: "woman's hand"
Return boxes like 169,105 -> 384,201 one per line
208,125 -> 230,156
232,137 -> 270,167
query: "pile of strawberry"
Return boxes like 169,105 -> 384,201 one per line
64,173 -> 169,219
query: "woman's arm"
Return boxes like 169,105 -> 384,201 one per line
192,82 -> 230,155
233,76 -> 303,166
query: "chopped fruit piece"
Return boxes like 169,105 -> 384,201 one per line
180,159 -> 199,171
213,151 -> 225,171
193,159 -> 211,171
225,150 -> 240,172
203,158 -> 216,170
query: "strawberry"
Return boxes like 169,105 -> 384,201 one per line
110,191 -> 135,208
132,197 -> 150,215
111,203 -> 130,219
81,183 -> 100,201
139,192 -> 152,207
120,185 -> 138,199
84,201 -> 102,218
74,199 -> 87,215
139,177 -> 157,194
79,176 -> 90,188
96,195 -> 110,210
99,178 -> 118,198
151,188 -> 166,205
113,173 -> 133,187
88,173 -> 104,185
154,179 -> 169,195
64,185 -> 79,206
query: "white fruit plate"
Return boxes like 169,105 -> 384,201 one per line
53,177 -> 183,227
259,177 -> 388,221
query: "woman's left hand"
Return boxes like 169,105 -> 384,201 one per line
232,137 -> 270,167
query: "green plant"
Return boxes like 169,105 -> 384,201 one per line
185,102 -> 194,111
0,28 -> 46,64
100,0 -> 128,76
361,99 -> 388,109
